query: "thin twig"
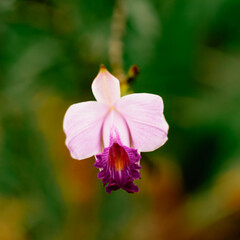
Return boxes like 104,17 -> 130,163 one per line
109,0 -> 126,82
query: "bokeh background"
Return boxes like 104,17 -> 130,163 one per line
1,0 -> 240,239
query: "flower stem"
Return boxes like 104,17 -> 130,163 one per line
109,0 -> 126,82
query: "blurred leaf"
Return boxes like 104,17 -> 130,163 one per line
0,112 -> 65,239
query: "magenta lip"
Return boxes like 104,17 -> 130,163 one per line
94,143 -> 141,194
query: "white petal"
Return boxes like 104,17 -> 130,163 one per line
102,109 -> 130,147
115,93 -> 169,152
91,65 -> 121,106
63,101 -> 108,160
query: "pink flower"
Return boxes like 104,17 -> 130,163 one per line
63,65 -> 169,194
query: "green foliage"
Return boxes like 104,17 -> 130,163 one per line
0,0 -> 240,239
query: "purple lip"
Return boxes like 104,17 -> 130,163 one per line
94,142 -> 141,194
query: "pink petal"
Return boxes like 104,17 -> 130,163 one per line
63,101 -> 108,160
102,110 -> 130,148
115,93 -> 169,152
91,65 -> 121,106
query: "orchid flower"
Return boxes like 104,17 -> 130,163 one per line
63,65 -> 169,194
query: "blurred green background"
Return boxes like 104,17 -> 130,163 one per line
0,0 -> 240,239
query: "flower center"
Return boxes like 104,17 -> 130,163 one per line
109,143 -> 129,171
